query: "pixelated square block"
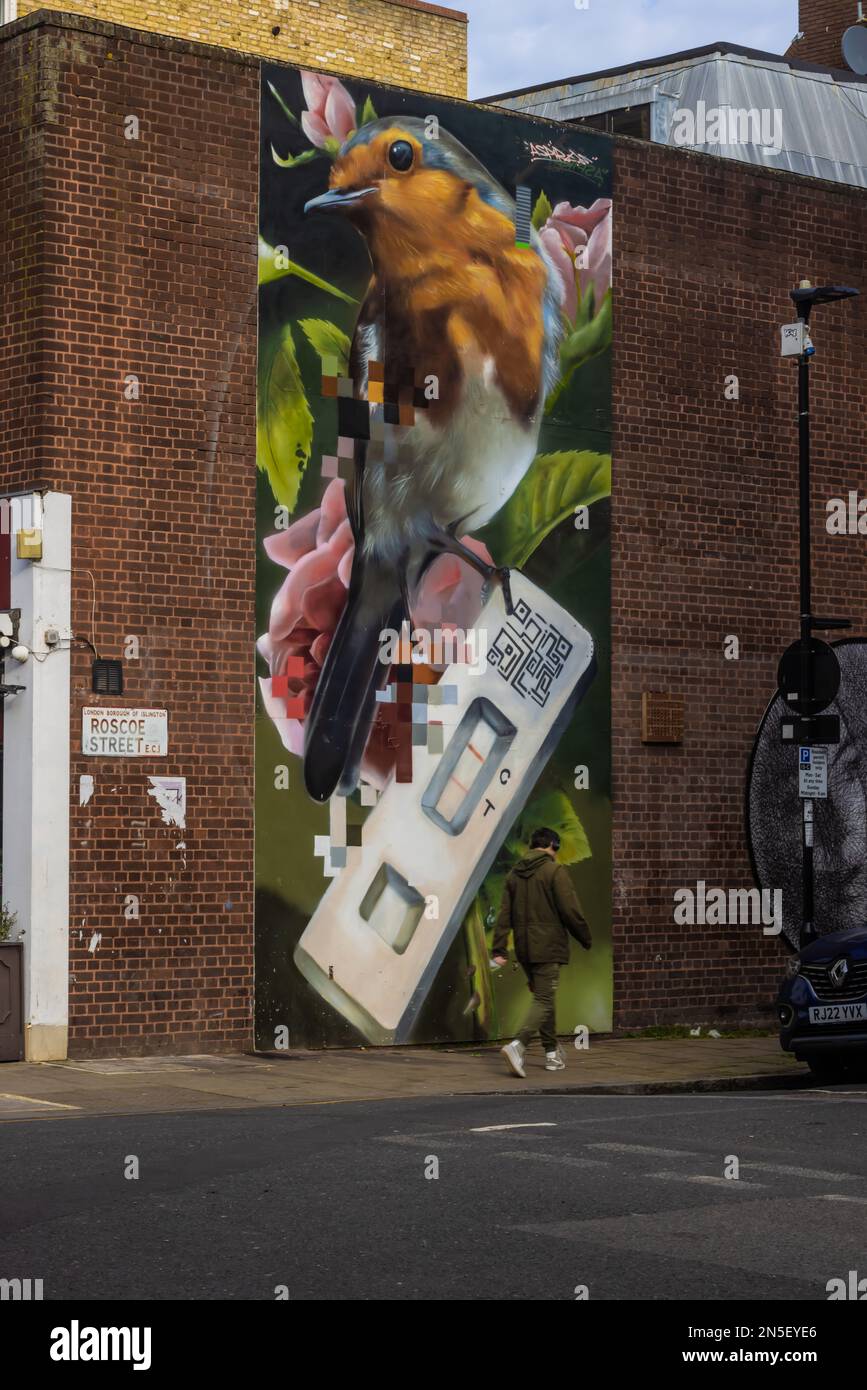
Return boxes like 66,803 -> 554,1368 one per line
337,435 -> 354,459
347,823 -> 363,847
321,455 -> 339,478
330,846 -> 348,869
359,782 -> 378,807
427,721 -> 444,754
368,381 -> 384,404
412,722 -> 427,747
321,375 -> 338,398
271,666 -> 305,718
399,404 -> 415,427
338,397 -> 370,440
368,360 -> 385,381
336,377 -> 354,398
322,355 -> 339,377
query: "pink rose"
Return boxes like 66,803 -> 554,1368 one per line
259,479 -> 494,788
300,71 -> 357,149
540,198 -> 612,320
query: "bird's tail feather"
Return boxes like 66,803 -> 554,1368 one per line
303,553 -> 405,802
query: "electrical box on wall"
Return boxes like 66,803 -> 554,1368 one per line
16,528 -> 43,561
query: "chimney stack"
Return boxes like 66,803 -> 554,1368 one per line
786,0 -> 862,69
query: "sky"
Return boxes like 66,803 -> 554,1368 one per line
465,0 -> 799,98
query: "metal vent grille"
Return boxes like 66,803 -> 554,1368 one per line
91,659 -> 124,696
641,691 -> 683,744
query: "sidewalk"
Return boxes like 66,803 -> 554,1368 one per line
0,1036 -> 808,1120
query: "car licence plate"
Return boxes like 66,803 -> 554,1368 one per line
808,1002 -> 867,1024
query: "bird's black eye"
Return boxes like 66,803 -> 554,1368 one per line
388,140 -> 414,172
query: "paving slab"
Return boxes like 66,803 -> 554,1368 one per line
0,1037 -> 808,1120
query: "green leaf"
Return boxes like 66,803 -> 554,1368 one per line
492,450 -> 611,568
574,278 -> 596,326
267,80 -> 300,127
462,898 -> 496,1034
270,144 -> 320,170
360,95 -> 378,126
257,324 -> 314,511
531,189 -> 552,231
546,290 -> 612,413
257,236 -> 357,303
299,318 -> 351,375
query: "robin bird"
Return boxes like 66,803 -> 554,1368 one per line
302,115 -> 564,802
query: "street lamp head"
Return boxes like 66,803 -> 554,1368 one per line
791,284 -> 859,312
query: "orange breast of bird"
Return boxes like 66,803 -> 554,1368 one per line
362,166 -> 550,428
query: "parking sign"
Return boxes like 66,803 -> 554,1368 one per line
798,746 -> 828,798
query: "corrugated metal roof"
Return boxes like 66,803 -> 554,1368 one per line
492,48 -> 867,189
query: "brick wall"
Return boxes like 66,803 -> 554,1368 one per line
2,13 -> 866,1051
612,138 -> 867,1027
786,0 -> 856,69
15,0 -> 468,97
0,18 -> 51,496
1,13 -> 260,1054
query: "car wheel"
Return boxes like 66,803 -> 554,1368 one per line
806,1054 -> 850,1083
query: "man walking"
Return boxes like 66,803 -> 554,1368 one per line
491,827 -> 592,1077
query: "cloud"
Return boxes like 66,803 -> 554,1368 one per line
465,0 -> 797,98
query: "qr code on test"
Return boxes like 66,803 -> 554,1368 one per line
488,599 -> 573,707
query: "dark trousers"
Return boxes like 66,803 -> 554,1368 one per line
517,962 -> 560,1051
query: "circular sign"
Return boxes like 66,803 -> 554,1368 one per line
777,638 -> 841,716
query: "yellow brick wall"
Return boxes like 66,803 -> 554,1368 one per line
15,0 -> 468,97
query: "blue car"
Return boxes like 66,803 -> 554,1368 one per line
779,926 -> 867,1080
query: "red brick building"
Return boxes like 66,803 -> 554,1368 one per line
1,5 -> 865,1056
787,0 -> 861,69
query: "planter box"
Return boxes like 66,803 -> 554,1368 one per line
0,942 -> 23,1061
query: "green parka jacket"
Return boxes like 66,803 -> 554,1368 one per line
492,851 -> 592,966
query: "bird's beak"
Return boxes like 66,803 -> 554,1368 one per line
304,186 -> 378,214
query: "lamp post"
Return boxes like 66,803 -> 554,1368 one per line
780,282 -> 858,947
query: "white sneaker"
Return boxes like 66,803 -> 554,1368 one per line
501,1039 -> 526,1078
545,1049 -> 566,1072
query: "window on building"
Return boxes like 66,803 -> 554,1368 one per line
571,104 -> 651,140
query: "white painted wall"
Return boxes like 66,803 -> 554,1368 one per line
3,493 -> 71,1060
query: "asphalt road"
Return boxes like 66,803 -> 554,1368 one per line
3,1087 -> 867,1300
